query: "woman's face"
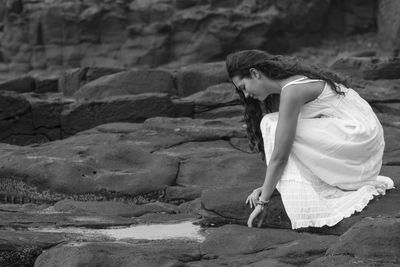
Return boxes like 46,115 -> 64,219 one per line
231,69 -> 270,101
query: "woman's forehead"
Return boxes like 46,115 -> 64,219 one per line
231,76 -> 243,86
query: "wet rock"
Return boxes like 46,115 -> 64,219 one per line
73,69 -> 176,100
54,199 -> 179,217
327,216 -> 400,264
201,185 -> 290,228
34,240 -> 202,267
178,198 -> 202,215
61,93 -> 193,135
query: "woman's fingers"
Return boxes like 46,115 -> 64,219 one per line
257,208 -> 268,228
247,206 -> 262,227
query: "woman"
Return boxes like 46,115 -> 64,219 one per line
226,50 -> 394,229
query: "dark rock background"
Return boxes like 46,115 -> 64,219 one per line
0,0 -> 399,266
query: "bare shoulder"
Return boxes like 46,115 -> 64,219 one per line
281,80 -> 324,105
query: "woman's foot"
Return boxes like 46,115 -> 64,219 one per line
376,175 -> 394,190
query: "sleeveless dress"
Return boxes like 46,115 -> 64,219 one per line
260,77 -> 394,229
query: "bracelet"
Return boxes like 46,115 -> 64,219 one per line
256,197 -> 270,207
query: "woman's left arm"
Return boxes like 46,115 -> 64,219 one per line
259,82 -> 322,201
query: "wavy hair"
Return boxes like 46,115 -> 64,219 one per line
226,50 -> 349,160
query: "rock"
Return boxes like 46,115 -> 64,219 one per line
382,126 -> 400,165
0,76 -> 35,93
201,185 -> 290,228
143,116 -> 246,140
61,93 -> 193,135
0,230 -> 66,267
34,241 -> 202,267
24,92 -> 74,129
177,153 -> 265,188
200,224 -> 313,256
165,186 -> 202,202
54,199 -> 179,217
175,62 -> 229,97
154,140 -> 238,159
0,90 -> 30,120
0,138 -> 179,198
229,137 -> 255,153
363,57 -> 400,79
378,0 -> 400,53
350,78 -> 400,103
327,217 -> 400,264
73,69 -> 176,100
331,56 -> 400,80
306,255 -> 386,267
58,67 -> 125,96
195,105 -> 244,119
182,83 -> 239,109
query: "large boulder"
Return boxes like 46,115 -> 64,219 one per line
58,67 -> 126,96
177,153 -> 265,188
0,137 -> 179,199
326,217 -> 400,264
34,241 -> 201,267
175,62 -> 229,96
73,69 -> 176,100
60,93 -> 193,135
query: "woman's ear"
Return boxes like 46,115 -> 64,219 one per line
249,68 -> 261,79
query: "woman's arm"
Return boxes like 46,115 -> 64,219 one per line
259,81 -> 323,201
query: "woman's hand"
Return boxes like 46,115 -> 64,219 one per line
247,205 -> 267,228
245,187 -> 262,208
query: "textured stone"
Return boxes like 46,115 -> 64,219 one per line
327,217 -> 400,263
0,137 -> 179,197
378,0 -> 400,53
61,93 -> 193,135
34,241 -> 201,267
73,69 -> 176,100
177,153 -> 265,188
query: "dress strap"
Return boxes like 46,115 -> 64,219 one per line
281,77 -> 324,90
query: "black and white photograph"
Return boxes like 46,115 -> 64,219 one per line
0,0 -> 399,266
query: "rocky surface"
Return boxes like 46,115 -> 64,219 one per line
0,0 -> 385,72
0,2 -> 399,265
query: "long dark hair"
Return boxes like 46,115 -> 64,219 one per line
226,50 -> 349,160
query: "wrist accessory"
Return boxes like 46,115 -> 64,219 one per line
256,197 -> 270,207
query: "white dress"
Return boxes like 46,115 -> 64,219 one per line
260,77 -> 394,229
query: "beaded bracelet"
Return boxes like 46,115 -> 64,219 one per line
256,197 -> 270,207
